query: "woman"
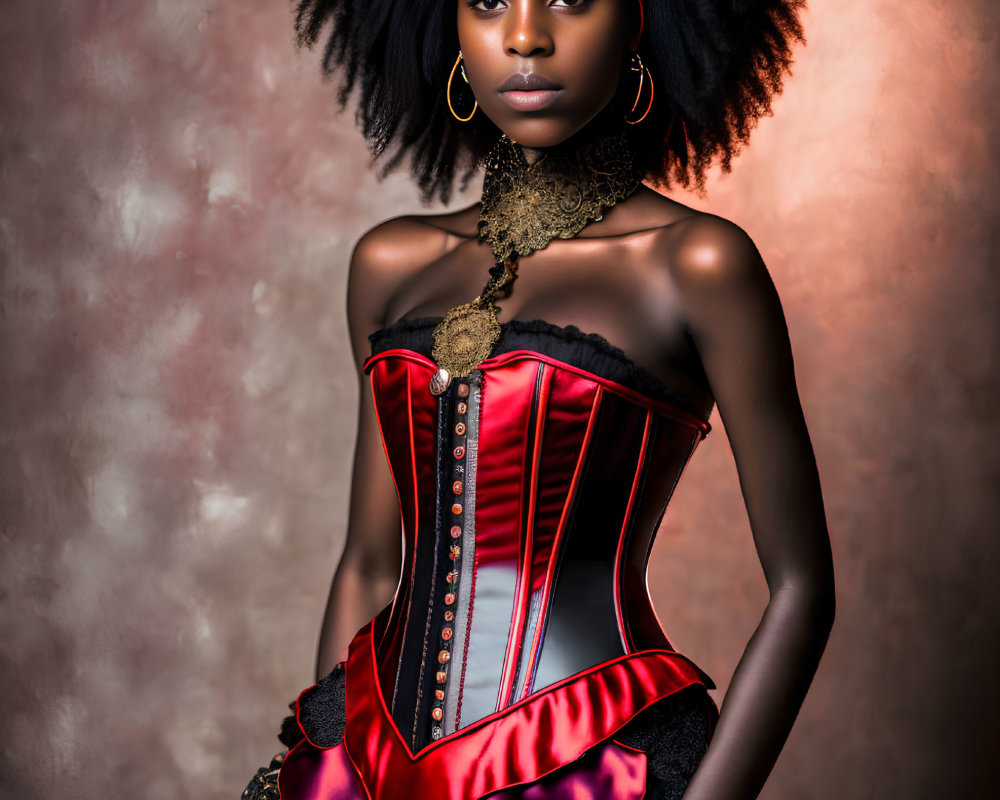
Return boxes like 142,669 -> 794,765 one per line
244,1 -> 834,798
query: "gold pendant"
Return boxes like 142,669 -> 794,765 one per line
431,301 -> 502,380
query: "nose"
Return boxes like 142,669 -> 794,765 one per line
504,2 -> 554,58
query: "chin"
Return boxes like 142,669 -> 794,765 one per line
494,119 -> 591,150
491,102 -> 623,151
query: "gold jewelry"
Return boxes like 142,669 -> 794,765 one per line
429,132 -> 641,393
447,52 -> 478,123
430,257 -> 518,390
477,132 -> 641,263
625,53 -> 654,125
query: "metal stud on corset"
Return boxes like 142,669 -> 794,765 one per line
427,380 -> 470,740
429,367 -> 452,396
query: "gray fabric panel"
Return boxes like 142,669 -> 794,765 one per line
455,563 -> 518,728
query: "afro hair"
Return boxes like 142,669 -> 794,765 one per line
295,0 -> 806,203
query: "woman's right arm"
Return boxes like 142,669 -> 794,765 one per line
313,372 -> 402,680
313,217 -> 448,681
313,222 -> 415,681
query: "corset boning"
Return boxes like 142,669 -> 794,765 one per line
364,318 -> 714,753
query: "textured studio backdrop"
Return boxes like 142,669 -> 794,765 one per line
1,1 -> 998,798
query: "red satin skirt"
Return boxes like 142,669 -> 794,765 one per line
277,737 -> 647,799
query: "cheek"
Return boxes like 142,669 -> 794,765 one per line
456,32 -> 500,93
568,33 -> 626,107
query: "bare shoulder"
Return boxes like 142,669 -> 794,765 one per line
349,205 -> 479,306
351,203 -> 479,281
613,189 -> 761,279
646,210 -> 789,371
658,211 -> 766,290
346,204 -> 479,361
631,197 -> 778,344
620,186 -> 763,282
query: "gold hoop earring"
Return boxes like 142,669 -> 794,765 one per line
625,52 -> 654,125
447,52 -> 478,123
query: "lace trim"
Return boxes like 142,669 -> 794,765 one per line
369,316 -> 704,419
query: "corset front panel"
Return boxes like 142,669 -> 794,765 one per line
364,318 -> 713,753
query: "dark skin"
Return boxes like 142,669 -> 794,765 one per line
315,2 -> 836,799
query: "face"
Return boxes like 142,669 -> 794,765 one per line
456,0 -> 637,148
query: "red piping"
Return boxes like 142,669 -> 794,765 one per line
369,367 -> 406,653
614,410 -> 653,653
358,616 -> 706,762
518,385 -> 604,701
364,348 -> 710,435
497,364 -> 551,709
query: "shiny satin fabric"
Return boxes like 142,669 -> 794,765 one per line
277,740 -> 363,800
277,735 -> 646,800
279,607 -> 703,800
487,741 -> 647,800
279,343 -> 715,798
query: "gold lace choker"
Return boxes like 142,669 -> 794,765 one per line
429,131 -> 642,395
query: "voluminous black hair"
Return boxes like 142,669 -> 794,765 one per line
294,1 -> 805,203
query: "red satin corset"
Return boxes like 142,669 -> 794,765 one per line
280,318 -> 716,800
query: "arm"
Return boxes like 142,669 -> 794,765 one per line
313,373 -> 401,679
313,214 -> 456,679
313,223 -> 417,680
667,216 -> 836,800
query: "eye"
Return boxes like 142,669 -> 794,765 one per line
550,0 -> 588,7
466,0 -> 506,11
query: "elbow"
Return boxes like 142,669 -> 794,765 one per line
804,564 -> 836,626
815,562 -> 837,632
772,570 -> 836,642
812,582 -> 836,639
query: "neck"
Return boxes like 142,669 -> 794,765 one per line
512,106 -> 629,165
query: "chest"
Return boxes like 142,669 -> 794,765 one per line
382,236 -> 714,416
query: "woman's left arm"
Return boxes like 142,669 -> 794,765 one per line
665,215 -> 836,800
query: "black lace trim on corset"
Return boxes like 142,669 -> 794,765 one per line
278,662 -> 346,749
284,663 -> 715,798
617,685 -> 718,800
368,316 -> 705,419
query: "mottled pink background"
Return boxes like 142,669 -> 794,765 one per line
1,1 -> 997,798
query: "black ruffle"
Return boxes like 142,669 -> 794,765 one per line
277,711 -> 302,749
617,685 -> 718,800
367,316 -> 705,419
289,662 -> 347,748
367,314 -> 439,356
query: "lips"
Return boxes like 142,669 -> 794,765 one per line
498,73 -> 561,92
497,73 -> 563,111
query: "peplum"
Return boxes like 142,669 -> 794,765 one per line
274,318 -> 719,800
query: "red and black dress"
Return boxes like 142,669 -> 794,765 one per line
248,317 -> 718,800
